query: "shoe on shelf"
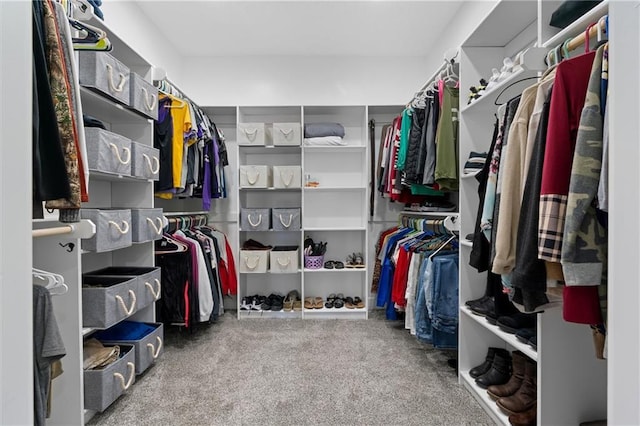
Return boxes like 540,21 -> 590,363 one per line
496,359 -> 537,415
508,404 -> 536,426
470,347 -> 501,378
496,312 -> 537,334
487,351 -> 527,401
353,297 -> 365,309
515,328 -> 536,344
528,336 -> 537,351
465,295 -> 490,309
485,68 -> 501,91
470,297 -> 495,318
475,349 -> 512,389
497,57 -> 514,82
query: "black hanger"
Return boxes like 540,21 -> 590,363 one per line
494,76 -> 540,106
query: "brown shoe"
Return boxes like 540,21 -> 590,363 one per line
508,404 -> 536,426
487,351 -> 526,400
497,359 -> 537,415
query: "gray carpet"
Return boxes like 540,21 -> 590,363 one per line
88,312 -> 491,426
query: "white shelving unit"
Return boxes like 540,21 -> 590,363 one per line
457,1 -> 608,425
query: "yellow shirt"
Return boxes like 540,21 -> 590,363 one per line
163,94 -> 192,188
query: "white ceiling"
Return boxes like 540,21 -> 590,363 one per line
135,1 -> 465,57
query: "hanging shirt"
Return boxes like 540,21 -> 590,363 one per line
434,85 -> 459,191
396,107 -> 413,171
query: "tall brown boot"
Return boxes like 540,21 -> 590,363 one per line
509,404 -> 536,426
497,359 -> 537,415
487,351 -> 526,401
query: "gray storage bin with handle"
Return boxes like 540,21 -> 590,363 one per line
130,141 -> 160,180
130,208 -> 164,243
83,344 -> 136,412
95,322 -> 164,375
82,275 -> 139,329
129,73 -> 158,119
78,51 -> 130,105
240,208 -> 271,231
81,209 -> 132,252
272,208 -> 301,231
85,128 -> 132,176
82,266 -> 162,312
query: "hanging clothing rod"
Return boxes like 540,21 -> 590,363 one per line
164,211 -> 209,217
408,49 -> 460,105
32,225 -> 75,238
565,15 -> 607,53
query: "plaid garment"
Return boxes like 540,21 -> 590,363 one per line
538,194 -> 567,262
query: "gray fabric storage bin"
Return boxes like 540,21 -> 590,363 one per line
96,322 -> 164,375
84,344 -> 136,412
130,208 -> 164,243
82,275 -> 139,329
128,73 -> 158,119
78,51 -> 130,105
81,209 -> 132,252
85,128 -> 132,176
240,208 -> 271,231
82,266 -> 161,311
272,208 -> 301,231
130,141 -> 160,180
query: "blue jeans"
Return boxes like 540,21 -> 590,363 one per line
430,253 -> 459,335
414,257 -> 433,343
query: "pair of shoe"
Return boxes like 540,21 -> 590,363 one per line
324,260 -> 344,269
467,296 -> 537,330
283,290 -> 301,311
471,347 -> 512,389
304,297 -> 324,309
515,328 -> 537,351
325,294 -> 345,309
240,294 -> 285,311
345,253 -> 365,268
486,351 -> 537,423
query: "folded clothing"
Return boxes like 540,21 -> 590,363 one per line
93,321 -> 157,342
83,338 -> 120,370
303,136 -> 346,146
463,151 -> 487,173
242,238 -> 272,250
83,114 -> 106,129
304,123 -> 345,138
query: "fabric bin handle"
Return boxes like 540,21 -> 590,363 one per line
279,170 -> 294,187
278,214 -> 293,228
105,64 -> 126,93
246,168 -> 260,185
247,214 -> 262,228
113,362 -> 135,391
108,220 -> 130,234
115,290 -> 137,316
146,217 -> 164,235
279,128 -> 294,138
146,336 -> 163,359
145,278 -> 162,301
276,256 -> 291,267
109,143 -> 131,165
243,255 -> 260,270
142,154 -> 160,174
141,87 -> 157,111
243,127 -> 259,142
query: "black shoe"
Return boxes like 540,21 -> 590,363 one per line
470,297 -> 495,318
515,328 -> 536,344
496,312 -> 537,334
528,336 -> 537,350
475,349 -> 511,389
470,347 -> 499,378
466,295 -> 490,309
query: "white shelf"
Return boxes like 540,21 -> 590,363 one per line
461,239 -> 473,248
304,267 -> 367,273
80,86 -> 151,124
461,307 -> 538,361
303,186 -> 366,191
240,269 -> 302,274
303,145 -> 365,152
238,310 -> 301,319
238,145 -> 301,153
460,371 -> 510,426
303,226 -> 366,231
461,170 -> 481,179
239,187 -> 301,191
239,229 -> 302,232
88,170 -> 154,183
303,306 -> 366,313
460,68 -> 534,114
542,0 -> 609,48
399,211 -> 459,217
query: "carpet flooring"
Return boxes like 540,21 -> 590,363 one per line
88,311 -> 492,426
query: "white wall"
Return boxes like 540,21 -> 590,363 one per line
99,1 -> 184,81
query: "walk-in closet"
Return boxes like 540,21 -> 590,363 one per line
2,0 -> 639,425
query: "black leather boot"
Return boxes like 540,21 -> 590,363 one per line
475,349 -> 511,389
470,347 -> 502,378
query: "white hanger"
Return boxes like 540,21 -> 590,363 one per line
33,268 -> 69,295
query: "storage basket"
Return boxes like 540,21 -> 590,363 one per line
271,208 -> 301,231
78,51 -> 130,105
129,73 -> 158,120
240,208 -> 271,231
304,255 -> 324,270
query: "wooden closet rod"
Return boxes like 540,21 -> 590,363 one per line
32,225 -> 74,238
565,15 -> 608,53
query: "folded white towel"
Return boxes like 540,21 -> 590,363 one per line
303,136 -> 346,146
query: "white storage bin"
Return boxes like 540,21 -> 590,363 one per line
85,128 -> 132,177
239,249 -> 270,273
273,165 -> 301,189
130,141 -> 160,180
273,123 -> 301,146
78,51 -> 130,105
238,123 -> 265,146
83,344 -> 136,412
128,73 -> 158,120
239,165 -> 272,188
271,208 -> 301,231
81,209 -> 132,252
270,246 -> 299,273
240,208 -> 271,231
130,208 -> 164,243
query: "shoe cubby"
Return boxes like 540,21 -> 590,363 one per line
303,273 -> 367,319
238,273 -> 302,319
302,189 -> 366,229
302,149 -> 366,188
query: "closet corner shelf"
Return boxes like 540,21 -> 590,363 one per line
80,86 -> 152,124
460,370 -> 510,426
461,170 -> 481,179
89,170 -> 154,183
303,186 -> 366,192
542,0 -> 609,48
460,68 -> 534,115
460,307 -> 538,361
304,267 -> 367,273
460,239 -> 473,248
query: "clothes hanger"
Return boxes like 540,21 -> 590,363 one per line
493,76 -> 540,106
33,268 -> 69,295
